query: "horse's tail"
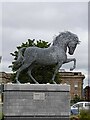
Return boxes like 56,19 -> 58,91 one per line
17,47 -> 26,62
13,47 -> 26,70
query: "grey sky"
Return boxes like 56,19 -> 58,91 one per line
0,2 -> 88,87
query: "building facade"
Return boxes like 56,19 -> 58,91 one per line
0,71 -> 85,100
84,86 -> 90,101
0,72 -> 11,84
59,72 -> 85,100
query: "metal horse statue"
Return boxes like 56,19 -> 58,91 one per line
14,31 -> 80,84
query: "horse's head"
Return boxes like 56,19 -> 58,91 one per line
67,31 -> 80,55
52,31 -> 80,55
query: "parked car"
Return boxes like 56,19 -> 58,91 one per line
71,101 -> 90,115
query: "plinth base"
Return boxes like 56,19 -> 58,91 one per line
3,84 -> 70,120
4,116 -> 69,120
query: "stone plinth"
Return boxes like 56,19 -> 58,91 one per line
3,84 -> 70,120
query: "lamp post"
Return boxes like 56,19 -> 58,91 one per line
0,56 -> 1,63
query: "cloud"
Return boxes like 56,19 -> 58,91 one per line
1,2 -> 88,87
0,3 -> 2,56
3,2 -> 88,30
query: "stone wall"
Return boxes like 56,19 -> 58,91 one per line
3,84 -> 70,120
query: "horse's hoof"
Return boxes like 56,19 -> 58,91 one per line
35,82 -> 39,84
70,68 -> 74,71
16,79 -> 21,84
53,81 -> 57,84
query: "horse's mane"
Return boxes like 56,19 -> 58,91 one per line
52,31 -> 69,45
52,31 -> 79,46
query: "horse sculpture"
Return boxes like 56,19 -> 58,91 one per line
14,31 -> 80,84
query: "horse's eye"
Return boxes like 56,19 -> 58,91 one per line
75,37 -> 78,40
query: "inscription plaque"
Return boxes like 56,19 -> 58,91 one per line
33,92 -> 45,100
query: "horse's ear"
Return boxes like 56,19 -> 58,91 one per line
65,31 -> 71,34
78,41 -> 81,44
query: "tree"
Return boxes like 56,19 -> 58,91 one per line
9,39 -> 61,84
70,94 -> 81,104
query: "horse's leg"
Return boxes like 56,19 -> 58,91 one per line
65,58 -> 76,71
15,63 -> 30,83
28,67 -> 39,84
52,62 -> 62,84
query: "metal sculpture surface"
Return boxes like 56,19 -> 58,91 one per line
15,31 -> 80,84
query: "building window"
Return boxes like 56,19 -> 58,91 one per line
74,82 -> 78,94
74,73 -> 78,75
75,84 -> 78,90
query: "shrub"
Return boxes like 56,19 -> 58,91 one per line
79,110 -> 90,120
70,115 -> 79,120
0,112 -> 4,120
0,112 -> 2,120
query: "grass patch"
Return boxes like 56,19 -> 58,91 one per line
70,110 -> 90,120
70,115 -> 79,120
79,110 -> 90,120
0,112 -> 2,120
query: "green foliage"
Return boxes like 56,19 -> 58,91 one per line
10,39 -> 61,84
71,95 -> 81,105
70,110 -> 90,120
9,39 -> 36,63
70,115 -> 79,120
79,110 -> 90,120
0,112 -> 3,120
